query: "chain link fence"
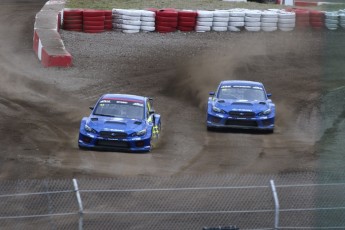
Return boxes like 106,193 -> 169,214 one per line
1,172 -> 345,229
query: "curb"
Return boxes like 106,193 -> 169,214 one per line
33,0 -> 72,67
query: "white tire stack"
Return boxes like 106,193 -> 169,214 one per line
325,12 -> 339,30
228,10 -> 245,32
261,10 -> 278,32
339,10 -> 345,29
278,11 -> 296,32
112,9 -> 142,33
245,10 -> 261,32
140,10 -> 155,32
196,10 -> 214,32
212,10 -> 229,32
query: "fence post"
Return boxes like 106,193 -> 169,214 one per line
270,180 -> 280,230
73,179 -> 84,230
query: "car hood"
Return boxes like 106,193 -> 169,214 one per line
86,116 -> 146,133
213,99 -> 270,113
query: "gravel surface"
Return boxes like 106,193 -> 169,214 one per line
1,0 -> 345,180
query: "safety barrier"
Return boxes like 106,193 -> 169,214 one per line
34,2 -> 344,68
33,0 -> 72,67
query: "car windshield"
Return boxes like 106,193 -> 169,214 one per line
218,86 -> 266,101
93,99 -> 144,120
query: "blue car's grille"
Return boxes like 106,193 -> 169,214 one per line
229,111 -> 255,118
96,140 -> 130,148
226,119 -> 258,127
100,131 -> 127,139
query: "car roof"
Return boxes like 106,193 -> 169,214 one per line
100,94 -> 146,102
220,80 -> 264,87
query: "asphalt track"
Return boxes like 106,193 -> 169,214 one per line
0,0 -> 345,180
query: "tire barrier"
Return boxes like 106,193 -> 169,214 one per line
60,7 -> 345,35
309,10 -> 324,29
340,10 -> 345,29
196,10 -> 213,32
228,10 -> 245,32
83,10 -> 105,33
212,10 -> 229,32
141,10 -> 156,32
34,0 -> 72,67
112,9 -> 142,33
63,9 -> 83,32
325,11 -> 339,30
245,10 -> 261,32
178,10 -> 197,32
104,10 -> 112,31
261,10 -> 278,32
278,11 -> 295,32
293,9 -> 310,29
156,9 -> 178,33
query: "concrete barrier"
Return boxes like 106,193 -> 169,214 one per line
33,0 -> 72,67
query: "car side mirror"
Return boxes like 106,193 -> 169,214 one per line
209,91 -> 215,96
149,110 -> 155,115
89,106 -> 94,110
267,93 -> 272,98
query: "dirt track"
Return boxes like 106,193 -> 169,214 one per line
0,1 -> 345,180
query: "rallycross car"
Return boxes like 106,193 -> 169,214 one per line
206,80 -> 275,132
78,94 -> 161,152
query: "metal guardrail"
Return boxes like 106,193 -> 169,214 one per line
0,173 -> 345,229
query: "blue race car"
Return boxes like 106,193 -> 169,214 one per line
78,94 -> 161,152
206,80 -> 275,133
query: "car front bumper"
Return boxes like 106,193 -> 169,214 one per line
207,114 -> 275,130
78,132 -> 152,152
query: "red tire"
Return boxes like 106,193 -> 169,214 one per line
63,24 -> 83,29
309,10 -> 324,17
156,10 -> 178,17
156,25 -> 176,32
83,25 -> 105,30
83,10 -> 105,17
310,21 -> 324,27
83,21 -> 104,26
104,10 -> 112,16
63,19 -> 83,24
84,30 -> 104,33
64,15 -> 83,21
178,16 -> 196,22
156,16 -> 178,22
295,10 -> 309,18
156,21 -> 178,27
104,20 -> 112,25
178,26 -> 194,31
178,11 -> 197,17
104,24 -> 113,29
309,16 -> 324,23
161,8 -> 177,12
63,10 -> 83,17
83,16 -> 105,21
178,21 -> 196,27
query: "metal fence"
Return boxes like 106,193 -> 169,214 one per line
1,172 -> 345,229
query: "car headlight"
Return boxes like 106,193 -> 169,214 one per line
212,106 -> 225,114
84,124 -> 97,134
131,129 -> 147,137
259,108 -> 271,116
